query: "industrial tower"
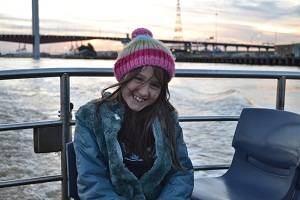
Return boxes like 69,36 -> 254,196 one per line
174,0 -> 183,40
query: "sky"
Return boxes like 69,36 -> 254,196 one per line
0,0 -> 300,53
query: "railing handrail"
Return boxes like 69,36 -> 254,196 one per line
0,120 -> 62,131
1,67 -> 300,80
0,116 -> 240,132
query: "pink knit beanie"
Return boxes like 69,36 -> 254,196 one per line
114,28 -> 175,82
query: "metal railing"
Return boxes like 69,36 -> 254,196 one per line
0,67 -> 300,200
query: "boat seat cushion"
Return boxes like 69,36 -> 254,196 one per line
233,108 -> 300,168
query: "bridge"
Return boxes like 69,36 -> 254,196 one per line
0,34 -> 275,53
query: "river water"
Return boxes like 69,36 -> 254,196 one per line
0,57 -> 300,199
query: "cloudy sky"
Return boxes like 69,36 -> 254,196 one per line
0,0 -> 300,53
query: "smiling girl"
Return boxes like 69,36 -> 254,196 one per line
74,28 -> 194,200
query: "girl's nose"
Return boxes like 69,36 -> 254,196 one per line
137,83 -> 150,97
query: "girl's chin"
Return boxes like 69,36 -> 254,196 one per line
127,105 -> 144,112
125,101 -> 144,112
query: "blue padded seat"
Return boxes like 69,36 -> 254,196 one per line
66,142 -> 80,200
192,108 -> 300,200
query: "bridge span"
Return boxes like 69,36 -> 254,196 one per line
0,34 -> 274,52
0,34 -> 130,44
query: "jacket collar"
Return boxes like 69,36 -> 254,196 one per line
98,101 -> 172,199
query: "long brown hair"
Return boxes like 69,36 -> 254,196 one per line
95,66 -> 183,170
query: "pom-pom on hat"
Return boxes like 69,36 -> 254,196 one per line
114,28 -> 175,82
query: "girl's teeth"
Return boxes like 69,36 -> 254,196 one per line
134,95 -> 144,102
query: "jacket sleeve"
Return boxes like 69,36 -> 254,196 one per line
74,106 -> 126,200
157,119 -> 194,200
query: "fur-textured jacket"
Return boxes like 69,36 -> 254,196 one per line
74,100 -> 194,200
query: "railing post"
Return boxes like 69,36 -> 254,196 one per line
60,73 -> 72,200
276,76 -> 286,110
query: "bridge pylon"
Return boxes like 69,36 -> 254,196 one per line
32,0 -> 40,59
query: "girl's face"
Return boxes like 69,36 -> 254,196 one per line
121,66 -> 162,112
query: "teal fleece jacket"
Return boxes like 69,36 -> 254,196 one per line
74,100 -> 194,200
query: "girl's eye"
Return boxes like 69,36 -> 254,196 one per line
133,76 -> 143,82
150,83 -> 161,90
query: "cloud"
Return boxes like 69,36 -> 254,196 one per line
293,5 -> 300,17
228,0 -> 300,20
0,14 -> 121,35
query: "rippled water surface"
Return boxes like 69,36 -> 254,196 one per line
0,58 -> 300,199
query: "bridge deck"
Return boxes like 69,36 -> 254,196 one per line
0,34 -> 274,50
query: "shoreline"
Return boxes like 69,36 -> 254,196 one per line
1,54 -> 299,67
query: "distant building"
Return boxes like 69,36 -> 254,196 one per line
275,43 -> 300,57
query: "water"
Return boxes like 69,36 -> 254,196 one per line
0,57 -> 300,199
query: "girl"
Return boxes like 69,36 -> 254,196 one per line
74,28 -> 194,200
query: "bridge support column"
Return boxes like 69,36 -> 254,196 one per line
32,0 -> 40,59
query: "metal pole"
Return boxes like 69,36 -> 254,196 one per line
60,74 -> 71,200
32,0 -> 40,59
276,76 -> 286,110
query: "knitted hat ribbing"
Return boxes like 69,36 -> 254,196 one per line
114,28 -> 175,82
